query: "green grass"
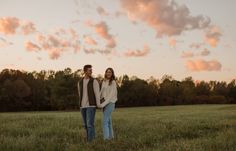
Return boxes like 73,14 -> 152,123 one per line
0,105 -> 236,151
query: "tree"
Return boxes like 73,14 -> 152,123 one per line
228,79 -> 236,103
179,77 -> 196,104
158,75 -> 182,105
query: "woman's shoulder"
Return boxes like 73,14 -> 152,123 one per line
111,80 -> 117,86
102,79 -> 117,85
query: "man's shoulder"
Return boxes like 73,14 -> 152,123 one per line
92,78 -> 99,83
78,78 -> 84,85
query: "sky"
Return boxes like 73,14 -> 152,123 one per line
0,0 -> 236,82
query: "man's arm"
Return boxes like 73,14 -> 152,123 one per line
93,79 -> 101,107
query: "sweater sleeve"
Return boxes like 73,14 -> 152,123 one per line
101,81 -> 117,107
77,81 -> 80,97
93,79 -> 101,106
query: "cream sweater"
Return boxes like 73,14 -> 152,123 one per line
100,80 -> 118,107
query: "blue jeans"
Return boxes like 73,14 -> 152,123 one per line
103,103 -> 115,140
81,107 -> 96,142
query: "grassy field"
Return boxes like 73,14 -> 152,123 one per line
0,105 -> 236,151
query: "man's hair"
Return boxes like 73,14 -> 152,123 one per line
83,64 -> 92,72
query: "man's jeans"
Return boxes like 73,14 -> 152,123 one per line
103,103 -> 115,140
81,107 -> 96,142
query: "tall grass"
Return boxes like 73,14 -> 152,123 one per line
0,105 -> 236,151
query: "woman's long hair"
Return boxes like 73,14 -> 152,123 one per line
104,68 -> 115,85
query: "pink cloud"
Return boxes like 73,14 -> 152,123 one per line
93,21 -> 116,48
48,35 -> 61,47
124,45 -> 150,57
190,42 -> 205,49
181,51 -> 194,58
106,38 -> 116,48
84,47 -> 96,54
84,36 -> 97,45
83,47 -> 112,55
36,34 -> 50,49
69,28 -> 78,40
84,20 -> 94,27
186,59 -> 222,71
48,48 -> 61,60
25,41 -> 41,52
21,21 -> 36,35
27,28 -> 80,59
97,49 -> 112,54
0,17 -> 37,36
169,38 -> 177,48
36,34 -> 46,42
71,42 -> 80,53
0,17 -> 20,35
54,28 -> 67,36
200,48 -> 210,56
95,22 -> 112,39
205,25 -> 222,47
120,0 -> 211,37
84,21 -> 116,50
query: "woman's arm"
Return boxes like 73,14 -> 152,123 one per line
101,81 -> 117,107
77,81 -> 80,97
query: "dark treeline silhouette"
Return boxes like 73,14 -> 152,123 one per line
0,68 -> 235,112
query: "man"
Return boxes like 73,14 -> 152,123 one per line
78,64 -> 101,142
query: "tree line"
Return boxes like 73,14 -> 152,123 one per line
0,68 -> 235,111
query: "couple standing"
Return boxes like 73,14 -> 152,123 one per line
78,64 -> 117,142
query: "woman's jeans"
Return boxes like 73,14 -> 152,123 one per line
81,107 -> 96,142
103,103 -> 115,140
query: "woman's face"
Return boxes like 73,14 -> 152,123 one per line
105,69 -> 113,79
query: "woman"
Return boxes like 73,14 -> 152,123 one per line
100,67 -> 118,140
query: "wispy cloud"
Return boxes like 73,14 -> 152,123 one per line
25,41 -> 41,52
189,42 -> 205,49
181,48 -> 210,59
83,46 -> 112,55
48,48 -> 61,60
205,25 -> 222,47
200,48 -> 210,56
21,21 -> 36,35
84,35 -> 97,45
82,20 -> 117,56
181,51 -> 194,58
186,59 -> 222,71
124,44 -> 150,57
0,17 -> 36,36
120,0 -> 211,37
94,21 -> 116,48
25,28 -> 80,59
97,6 -> 109,16
169,38 -> 177,48
0,17 -> 20,35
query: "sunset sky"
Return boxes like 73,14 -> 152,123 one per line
0,0 -> 236,81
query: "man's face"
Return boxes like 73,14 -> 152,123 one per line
85,68 -> 92,77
